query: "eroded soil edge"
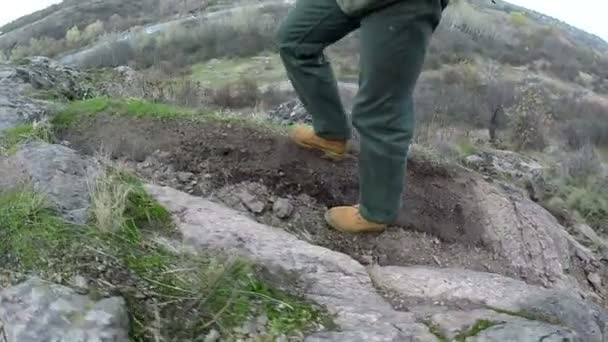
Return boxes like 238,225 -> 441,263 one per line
59,114 -> 539,281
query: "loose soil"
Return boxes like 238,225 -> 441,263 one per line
59,114 -> 532,283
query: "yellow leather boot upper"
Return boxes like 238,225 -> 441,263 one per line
289,126 -> 348,160
324,206 -> 387,233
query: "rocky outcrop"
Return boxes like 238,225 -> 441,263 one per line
398,146 -> 602,293
10,142 -> 99,224
145,184 -> 437,341
0,277 -> 129,342
0,57 -> 88,133
370,266 -> 607,342
145,184 -> 608,342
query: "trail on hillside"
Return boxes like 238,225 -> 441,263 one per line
58,113 -> 607,303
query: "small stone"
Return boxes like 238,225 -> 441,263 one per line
600,246 -> 608,262
587,272 -> 602,291
177,171 -> 194,183
465,155 -> 484,168
241,319 -> 257,335
276,335 -> 288,342
273,198 -> 294,219
204,329 -> 220,342
238,191 -> 265,214
359,255 -> 374,265
257,314 -> 268,327
72,275 -> 88,289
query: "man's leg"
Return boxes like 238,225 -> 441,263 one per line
325,0 -> 442,232
277,0 -> 359,141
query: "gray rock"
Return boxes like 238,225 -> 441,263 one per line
12,142 -> 100,224
276,335 -> 289,342
144,184 -> 436,341
0,277 -> 129,342
402,145 -> 590,292
467,320 -> 576,342
0,57 -> 89,133
71,275 -> 88,289
176,171 -> 194,183
427,309 -> 576,341
587,272 -> 602,291
369,265 -> 607,342
273,198 -> 294,219
572,223 -> 608,249
464,154 -> 485,168
203,329 -> 220,342
237,190 -> 266,214
268,99 -> 312,125
304,326 -> 437,342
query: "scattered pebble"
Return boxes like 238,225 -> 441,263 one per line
71,275 -> 88,289
238,191 -> 266,214
204,329 -> 220,342
587,272 -> 602,291
273,198 -> 294,219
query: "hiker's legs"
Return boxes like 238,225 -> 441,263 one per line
352,0 -> 441,223
277,0 -> 359,140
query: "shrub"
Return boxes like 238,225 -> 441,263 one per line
66,25 -> 82,46
559,143 -> 602,181
211,77 -> 260,108
509,12 -> 527,27
507,86 -> 551,151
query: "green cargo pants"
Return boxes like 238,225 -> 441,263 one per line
277,0 -> 442,223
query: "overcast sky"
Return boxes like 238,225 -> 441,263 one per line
0,0 -> 607,42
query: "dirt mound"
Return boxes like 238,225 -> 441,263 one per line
59,114 -> 606,301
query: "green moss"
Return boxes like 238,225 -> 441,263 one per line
489,307 -> 561,325
455,320 -> 498,341
424,322 -> 447,342
0,172 -> 331,341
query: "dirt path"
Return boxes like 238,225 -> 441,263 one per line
58,114 -> 528,281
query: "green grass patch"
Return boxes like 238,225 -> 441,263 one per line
52,97 -> 199,129
456,136 -> 477,158
0,189 -> 75,270
52,97 -> 288,137
190,53 -> 285,89
454,320 -> 499,341
0,122 -> 53,152
543,177 -> 608,234
0,170 -> 330,341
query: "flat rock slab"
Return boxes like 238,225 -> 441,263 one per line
0,277 -> 129,342
428,309 -> 576,341
144,184 -> 437,341
369,265 -> 608,342
12,142 -> 100,224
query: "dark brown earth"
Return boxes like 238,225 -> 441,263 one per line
58,114 -> 528,282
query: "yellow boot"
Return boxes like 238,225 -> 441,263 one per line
289,125 -> 348,160
324,206 -> 387,233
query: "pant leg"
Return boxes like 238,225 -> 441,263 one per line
353,0 -> 442,223
276,0 -> 359,140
